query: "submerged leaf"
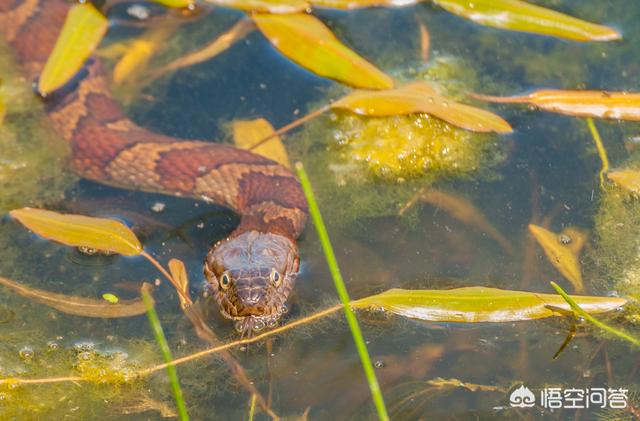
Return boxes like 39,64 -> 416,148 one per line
352,287 -> 626,322
474,90 -> 640,121
253,13 -> 394,89
233,118 -> 291,168
10,208 -> 142,256
38,3 -> 108,95
154,20 -> 254,79
607,169 -> 640,194
418,188 -> 512,253
0,276 -> 147,318
528,224 -> 586,292
168,258 -> 192,309
431,0 -> 620,42
331,82 -> 512,132
113,24 -> 177,85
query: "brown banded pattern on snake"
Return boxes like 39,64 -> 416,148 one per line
0,0 -> 308,335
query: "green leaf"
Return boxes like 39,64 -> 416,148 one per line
10,208 -> 142,256
253,13 -> 394,89
431,0 -> 620,42
352,287 -> 627,322
38,3 -> 108,95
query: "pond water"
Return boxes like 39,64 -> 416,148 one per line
0,1 -> 639,420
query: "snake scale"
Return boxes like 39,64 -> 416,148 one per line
0,0 -> 308,335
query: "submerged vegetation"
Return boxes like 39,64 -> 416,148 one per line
1,0 -> 640,419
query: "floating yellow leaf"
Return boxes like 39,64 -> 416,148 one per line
352,287 -> 625,322
332,82 -> 512,132
154,19 -> 254,79
474,90 -> 640,121
233,118 -> 291,168
607,169 -> 640,194
38,3 -> 108,96
431,0 -> 620,42
528,224 -> 587,292
0,96 -> 4,126
253,13 -> 394,89
208,0 -> 308,13
0,276 -> 146,318
310,0 -> 419,9
168,258 -> 192,309
10,208 -> 142,256
150,0 -> 195,7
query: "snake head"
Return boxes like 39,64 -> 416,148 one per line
204,231 -> 299,336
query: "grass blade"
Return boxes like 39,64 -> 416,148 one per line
141,287 -> 190,420
550,281 -> 640,347
295,162 -> 389,421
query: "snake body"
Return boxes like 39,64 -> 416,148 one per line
0,0 -> 308,334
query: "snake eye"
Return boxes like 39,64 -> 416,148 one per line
270,268 -> 282,286
219,272 -> 231,290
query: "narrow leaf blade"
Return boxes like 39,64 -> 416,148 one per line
207,0 -> 309,13
352,287 -> 626,323
10,208 -> 142,256
475,90 -> 640,121
38,3 -> 108,95
432,0 -> 620,42
253,13 -> 394,89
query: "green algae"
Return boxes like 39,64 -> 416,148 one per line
289,59 -> 506,226
0,43 -> 75,213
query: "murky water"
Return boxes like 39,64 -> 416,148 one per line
0,1 -> 639,420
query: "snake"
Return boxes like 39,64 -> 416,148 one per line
0,0 -> 308,336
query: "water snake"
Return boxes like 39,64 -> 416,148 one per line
0,0 -> 308,335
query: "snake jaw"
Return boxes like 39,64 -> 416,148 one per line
204,231 -> 299,333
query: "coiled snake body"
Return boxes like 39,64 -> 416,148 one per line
0,0 -> 308,335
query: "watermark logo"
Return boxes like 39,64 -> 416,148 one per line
509,385 -> 536,408
508,385 -> 628,410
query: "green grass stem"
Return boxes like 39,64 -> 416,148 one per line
550,282 -> 639,347
295,162 -> 389,421
142,289 -> 190,421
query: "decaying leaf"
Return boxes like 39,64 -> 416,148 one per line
10,208 -> 142,256
38,3 -> 108,95
208,0 -> 309,13
425,377 -> 505,393
431,0 -> 620,42
608,169 -> 640,194
154,19 -> 254,79
331,82 -> 512,132
233,118 -> 291,168
0,276 -> 147,318
528,224 -> 587,293
352,286 -> 626,322
473,90 -> 640,121
252,13 -> 394,89
168,258 -> 192,309
415,188 -> 513,253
